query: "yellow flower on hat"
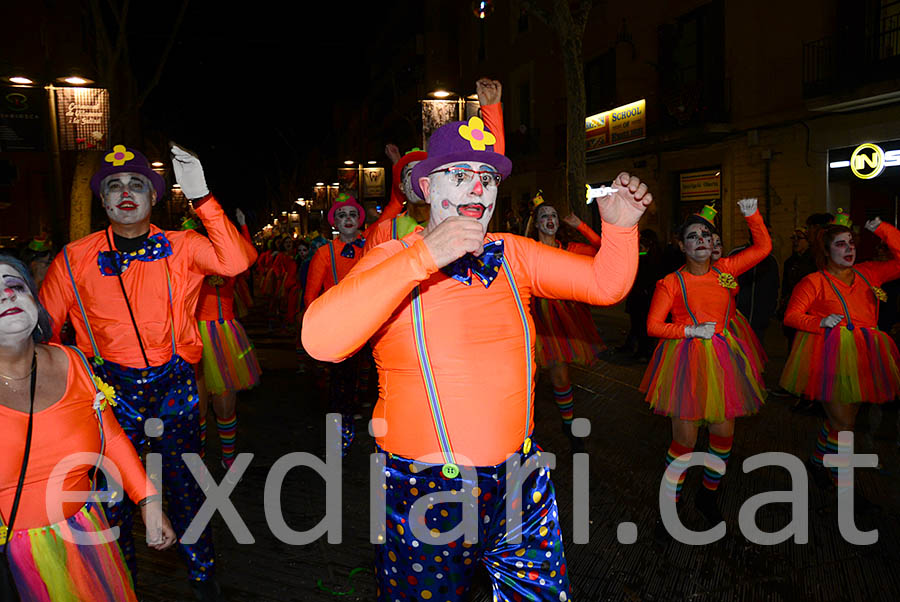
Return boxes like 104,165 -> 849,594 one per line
104,144 -> 134,167
458,116 -> 496,151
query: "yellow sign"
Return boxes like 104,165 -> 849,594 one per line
680,170 -> 721,202
850,143 -> 886,180
585,99 -> 646,151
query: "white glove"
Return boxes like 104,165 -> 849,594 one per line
235,208 -> 246,226
684,322 -> 716,339
171,143 -> 210,200
865,217 -> 882,233
737,198 -> 758,217
820,314 -> 844,328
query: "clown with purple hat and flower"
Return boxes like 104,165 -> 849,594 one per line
39,143 -> 256,601
303,114 -> 653,600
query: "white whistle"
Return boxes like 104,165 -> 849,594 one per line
585,184 -> 618,204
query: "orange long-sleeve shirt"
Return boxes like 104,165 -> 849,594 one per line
647,211 -> 772,339
0,345 -> 156,530
196,225 -> 252,322
303,238 -> 364,309
302,223 -> 638,465
40,196 -> 257,367
785,222 -> 900,333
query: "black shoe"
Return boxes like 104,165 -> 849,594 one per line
561,422 -> 585,453
694,487 -> 724,525
790,399 -> 817,414
806,458 -> 834,491
192,579 -> 227,602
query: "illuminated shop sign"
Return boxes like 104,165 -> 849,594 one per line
585,99 -> 646,151
829,142 -> 900,180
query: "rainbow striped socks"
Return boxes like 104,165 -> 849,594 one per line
216,413 -> 238,469
553,385 -> 574,424
811,420 -> 840,485
702,433 -> 733,491
664,441 -> 694,502
199,411 -> 207,458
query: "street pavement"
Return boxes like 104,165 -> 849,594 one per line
134,303 -> 900,601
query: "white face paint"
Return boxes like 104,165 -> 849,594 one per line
100,172 -> 156,226
0,265 -> 39,343
711,233 -> 723,261
536,205 -> 558,237
828,232 -> 856,267
334,206 -> 361,238
423,161 -> 500,234
680,223 -> 713,263
401,160 -> 424,204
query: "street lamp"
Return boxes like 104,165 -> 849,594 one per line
343,160 -> 355,165
8,76 -> 34,85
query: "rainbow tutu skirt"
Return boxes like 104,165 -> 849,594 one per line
780,325 -> 900,404
533,297 -> 606,367
198,318 -> 261,394
640,331 -> 766,422
728,310 -> 767,374
6,503 -> 136,602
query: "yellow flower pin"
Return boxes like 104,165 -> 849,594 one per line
873,286 -> 888,302
93,376 -> 118,411
458,116 -> 496,151
104,144 -> 135,167
717,272 -> 738,289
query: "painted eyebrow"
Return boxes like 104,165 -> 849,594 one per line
449,163 -> 473,169
479,165 -> 498,173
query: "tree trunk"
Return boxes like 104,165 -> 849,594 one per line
561,34 -> 588,221
69,151 -> 102,241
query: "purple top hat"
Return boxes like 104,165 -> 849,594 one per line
411,116 -> 512,199
90,144 -> 167,200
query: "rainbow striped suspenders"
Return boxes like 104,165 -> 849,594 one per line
400,240 -> 533,477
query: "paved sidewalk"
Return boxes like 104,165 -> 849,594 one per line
134,304 -> 900,601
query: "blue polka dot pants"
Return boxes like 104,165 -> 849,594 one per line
95,355 -> 216,583
375,442 -> 571,602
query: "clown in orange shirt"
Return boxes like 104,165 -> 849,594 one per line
303,115 -> 652,602
303,194 -> 369,454
640,199 -> 770,534
780,212 -> 900,513
39,143 -> 256,600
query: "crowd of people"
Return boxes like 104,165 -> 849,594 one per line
1,76 -> 898,602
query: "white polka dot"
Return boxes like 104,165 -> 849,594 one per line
462,551 -> 470,557
409,478 -> 416,485
436,573 -> 443,579
516,561 -> 523,568
483,515 -> 491,523
411,541 -> 419,548
545,552 -> 552,558
540,579 -> 546,585
442,551 -> 449,556
494,572 -> 500,579
412,563 -> 423,572
559,593 -> 568,601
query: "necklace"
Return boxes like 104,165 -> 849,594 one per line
0,355 -> 37,387
0,365 -> 35,382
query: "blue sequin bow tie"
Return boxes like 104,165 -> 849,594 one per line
98,233 -> 173,276
441,240 -> 504,288
340,238 -> 366,258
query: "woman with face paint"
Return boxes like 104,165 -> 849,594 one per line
525,194 -> 606,450
0,256 -> 176,600
193,213 -> 261,472
640,199 -> 771,529
780,213 -> 900,508
710,231 -> 768,374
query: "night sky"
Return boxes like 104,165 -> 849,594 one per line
133,1 -> 398,218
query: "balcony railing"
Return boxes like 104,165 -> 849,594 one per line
803,14 -> 900,97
